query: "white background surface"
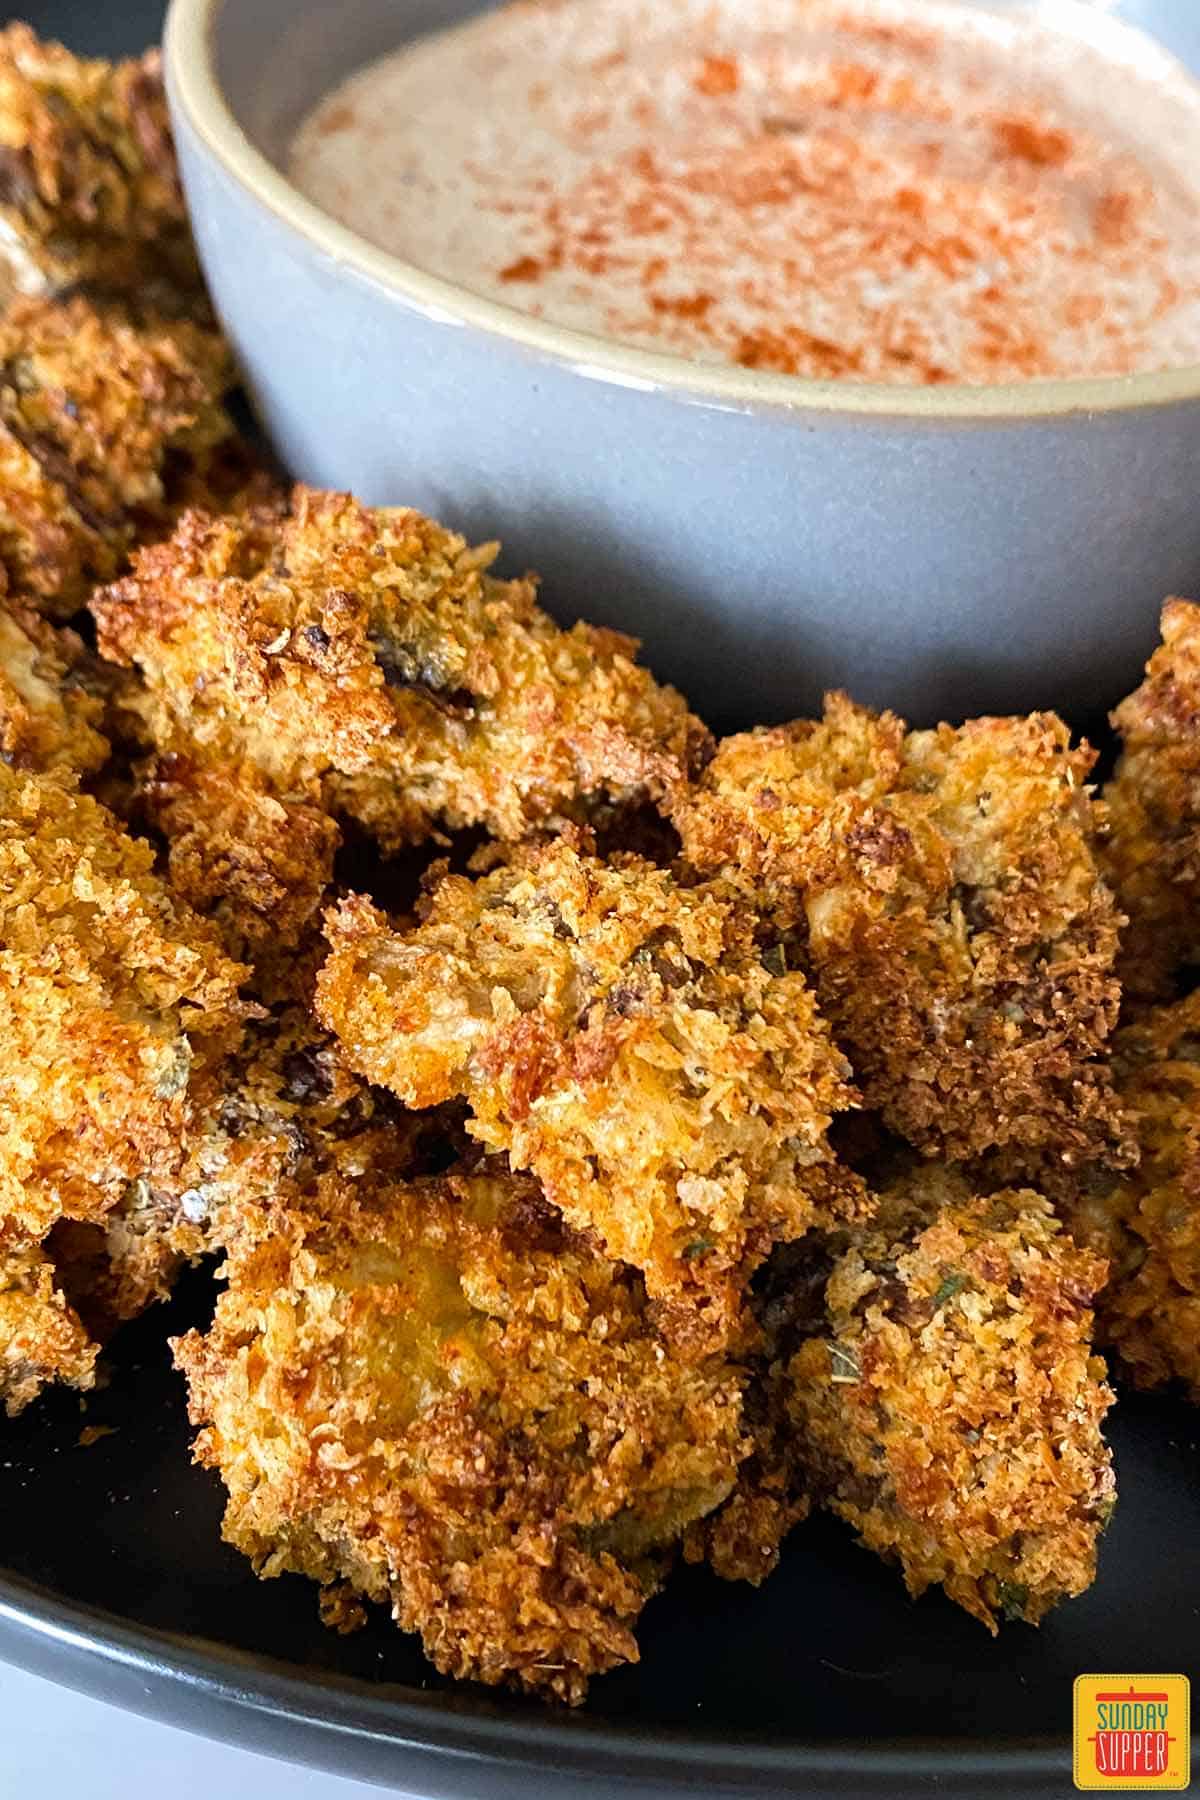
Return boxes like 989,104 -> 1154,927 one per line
0,1662 -> 413,1798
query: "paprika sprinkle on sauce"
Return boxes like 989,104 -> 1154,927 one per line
290,0 -> 1200,387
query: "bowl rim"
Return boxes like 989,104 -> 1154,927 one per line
165,0 -> 1200,422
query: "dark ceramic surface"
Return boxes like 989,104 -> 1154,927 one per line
1,5 -> 1198,1795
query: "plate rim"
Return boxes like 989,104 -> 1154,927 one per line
0,1567 -> 1077,1794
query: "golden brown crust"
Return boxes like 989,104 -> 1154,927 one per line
0,1237 -> 97,1416
1103,599 -> 1200,1001
0,295 -> 238,616
0,27 -> 201,313
316,839 -> 864,1345
136,758 -> 341,963
0,765 -> 248,1242
92,486 -> 710,850
787,1170 -> 1115,1628
52,982 -> 453,1339
682,1236 -> 821,1586
174,1168 -> 747,1702
0,596 -> 108,780
1055,992 -> 1200,1400
675,694 -> 1124,1164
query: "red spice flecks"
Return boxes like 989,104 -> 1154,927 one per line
734,326 -> 868,378
316,103 -> 357,138
992,114 -> 1073,168
499,255 -> 549,282
438,6 -> 1199,384
1095,185 -> 1137,245
650,292 -> 714,319
693,54 -> 740,96
831,60 -> 879,104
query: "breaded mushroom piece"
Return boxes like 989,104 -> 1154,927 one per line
0,294 -> 238,617
0,1238 -> 97,1416
92,486 -> 710,853
174,1167 -> 747,1702
0,764 -> 248,1244
675,693 -> 1125,1165
316,838 -> 863,1347
1103,598 -> 1200,1002
1060,991 -> 1200,1400
681,1235 -> 821,1587
135,759 -> 341,962
785,1169 -> 1115,1629
0,592 -> 108,780
0,26 -> 202,312
50,995 -> 445,1337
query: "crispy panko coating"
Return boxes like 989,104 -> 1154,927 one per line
0,765 -> 248,1243
1103,599 -> 1200,1001
681,1237 -> 819,1586
0,294 -> 237,617
785,1169 -> 1114,1629
51,988 -> 442,1337
675,693 -> 1125,1165
92,486 -> 710,852
49,1183 -> 193,1339
1060,992 -> 1200,1400
174,1167 -> 747,1702
136,759 -> 341,961
0,593 -> 108,780
0,1238 -> 97,1416
0,27 -> 201,312
316,839 -> 863,1346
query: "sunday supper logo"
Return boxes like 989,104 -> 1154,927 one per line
1074,1677 -> 1191,1790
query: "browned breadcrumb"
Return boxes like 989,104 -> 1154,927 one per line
674,693 -> 1125,1164
92,486 -> 710,852
0,295 -> 239,617
136,758 -> 341,962
0,764 -> 248,1244
1058,992 -> 1200,1400
316,838 -> 864,1348
77,1423 -> 116,1446
0,594 -> 108,780
0,26 -> 202,313
50,1198 -> 185,1340
51,983 -> 451,1338
682,1237 -> 820,1585
318,1583 -> 367,1635
1103,598 -> 1200,1001
174,1167 -> 748,1702
786,1169 -> 1115,1629
0,1237 -> 97,1416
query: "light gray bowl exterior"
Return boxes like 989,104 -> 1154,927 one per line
170,0 -> 1200,729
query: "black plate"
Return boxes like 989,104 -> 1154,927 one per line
3,4 -> 1199,1795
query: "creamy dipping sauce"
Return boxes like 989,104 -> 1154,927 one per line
290,0 -> 1200,385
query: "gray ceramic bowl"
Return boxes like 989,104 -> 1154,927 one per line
164,0 -> 1200,730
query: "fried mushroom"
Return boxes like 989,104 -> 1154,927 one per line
1103,598 -> 1200,1002
316,837 -> 864,1346
0,26 -> 201,312
1059,991 -> 1200,1400
0,294 -> 237,616
675,694 -> 1124,1164
0,1237 -> 97,1417
0,593 -> 108,779
174,1167 -> 747,1702
785,1169 -> 1115,1629
92,486 -> 710,852
0,764 -> 248,1243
